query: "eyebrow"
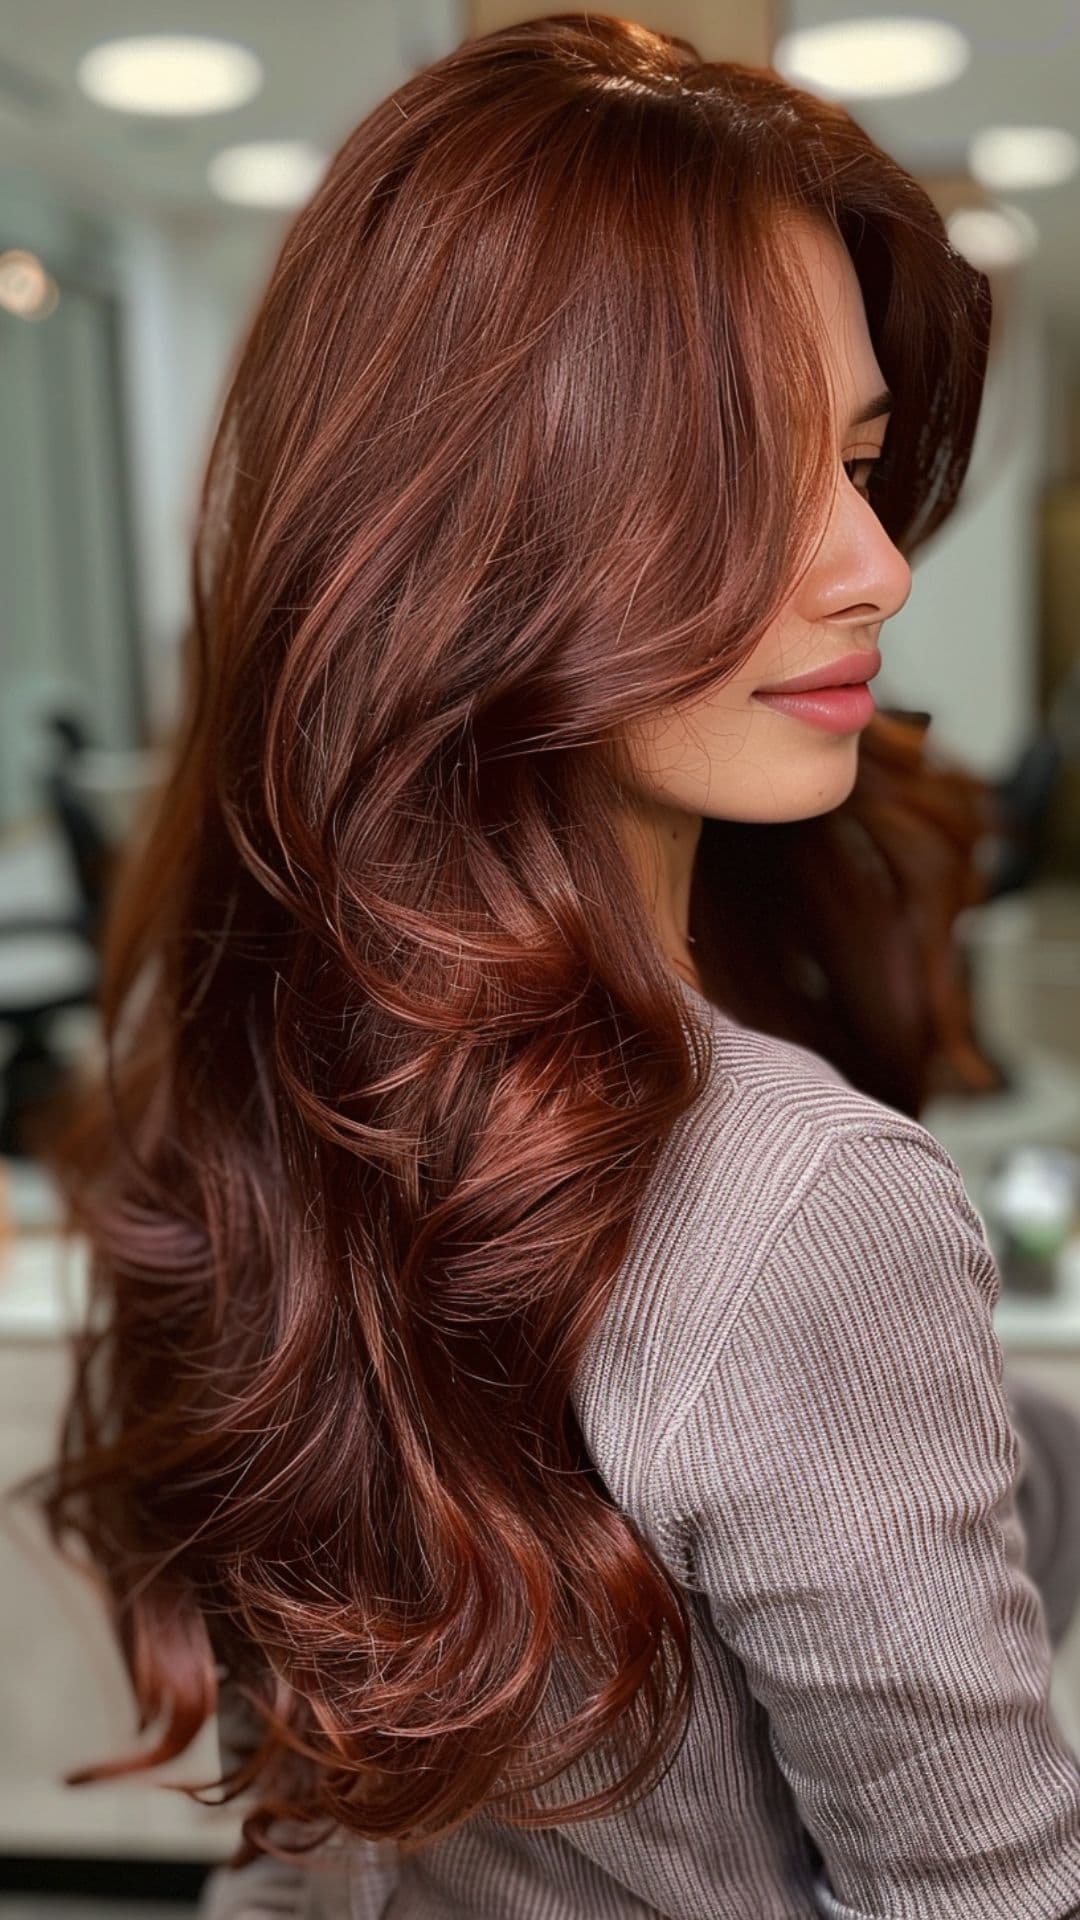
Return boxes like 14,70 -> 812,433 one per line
849,388 -> 894,428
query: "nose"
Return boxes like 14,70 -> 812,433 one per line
803,485 -> 913,632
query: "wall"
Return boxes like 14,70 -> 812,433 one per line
877,270 -> 1050,780
0,165 -> 142,824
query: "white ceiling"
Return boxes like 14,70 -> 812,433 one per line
0,0 -> 458,211
0,0 -> 1077,346
789,0 -> 1080,350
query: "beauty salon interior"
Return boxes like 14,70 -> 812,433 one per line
2,0 -> 1080,1913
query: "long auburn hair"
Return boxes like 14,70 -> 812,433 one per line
18,9 -> 1000,1874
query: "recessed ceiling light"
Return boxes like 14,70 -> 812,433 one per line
774,16 -> 970,99
208,141 -> 328,209
0,248 -> 59,320
947,203 -> 1038,271
76,34 -> 263,116
969,126 -> 1080,192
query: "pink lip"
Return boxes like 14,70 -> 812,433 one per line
752,684 -> 876,733
755,647 -> 881,693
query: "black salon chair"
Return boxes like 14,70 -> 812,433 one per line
0,714 -> 111,1157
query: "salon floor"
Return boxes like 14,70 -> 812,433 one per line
4,866 -> 1080,1915
0,1908 -> 196,1919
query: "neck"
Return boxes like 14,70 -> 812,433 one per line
617,795 -> 704,988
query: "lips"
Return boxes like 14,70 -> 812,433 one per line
752,682 -> 877,735
755,647 -> 882,694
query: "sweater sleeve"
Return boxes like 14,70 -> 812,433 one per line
657,1124 -> 1080,1920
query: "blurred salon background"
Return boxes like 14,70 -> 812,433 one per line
2,1 -> 1080,1911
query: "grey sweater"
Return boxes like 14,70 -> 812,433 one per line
199,976 -> 1080,1917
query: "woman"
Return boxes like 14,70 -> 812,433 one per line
24,12 -> 1080,1917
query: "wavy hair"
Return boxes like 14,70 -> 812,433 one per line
18,9 -> 999,1874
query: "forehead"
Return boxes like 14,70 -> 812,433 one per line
780,211 -> 885,412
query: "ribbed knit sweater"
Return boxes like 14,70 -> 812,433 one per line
199,976 -> 1080,1918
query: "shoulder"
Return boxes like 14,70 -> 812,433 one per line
571,998 -> 994,1555
648,1111 -> 1006,1581
646,1116 -> 1014,1599
681,996 -> 989,1253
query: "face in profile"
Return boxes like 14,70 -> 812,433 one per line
620,213 -> 914,828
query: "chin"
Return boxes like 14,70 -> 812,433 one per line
760,758 -> 860,826
796,763 -> 861,820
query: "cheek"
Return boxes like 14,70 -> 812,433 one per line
742,619 -> 822,692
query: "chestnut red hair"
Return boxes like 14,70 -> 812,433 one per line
19,9 -> 998,1875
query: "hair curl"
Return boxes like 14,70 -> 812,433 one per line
16,8 -> 998,1876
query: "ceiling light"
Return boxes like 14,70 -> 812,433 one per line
946,203 -> 1038,271
774,16 -> 969,99
969,126 -> 1080,192
0,249 -> 59,320
76,34 -> 262,115
208,141 -> 328,209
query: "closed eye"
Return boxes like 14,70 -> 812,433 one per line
842,455 -> 881,499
